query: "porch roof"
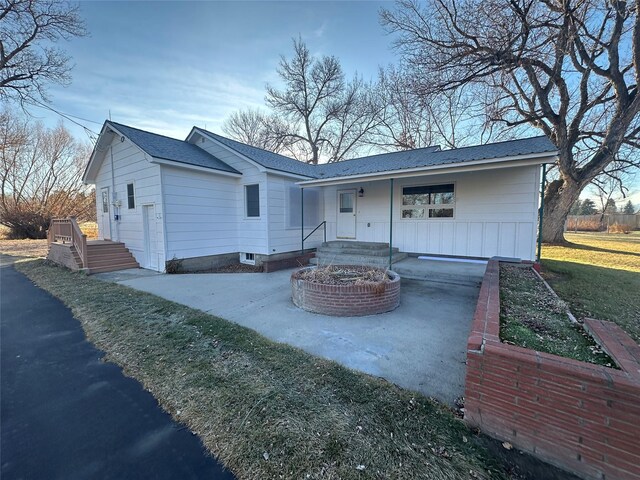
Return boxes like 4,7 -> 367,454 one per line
299,136 -> 557,186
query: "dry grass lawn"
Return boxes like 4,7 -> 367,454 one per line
15,258 -> 514,480
542,231 -> 640,343
0,222 -> 98,259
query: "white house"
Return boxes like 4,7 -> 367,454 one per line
82,121 -> 557,272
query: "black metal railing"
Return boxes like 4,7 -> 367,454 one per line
302,221 -> 326,252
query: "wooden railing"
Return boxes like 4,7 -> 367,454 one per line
47,217 -> 88,268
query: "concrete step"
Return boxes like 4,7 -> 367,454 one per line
88,262 -> 140,274
314,251 -> 408,267
318,246 -> 401,257
322,241 -> 390,250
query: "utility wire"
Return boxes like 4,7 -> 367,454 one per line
25,98 -> 102,143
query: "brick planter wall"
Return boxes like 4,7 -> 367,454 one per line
291,266 -> 401,316
466,260 -> 640,480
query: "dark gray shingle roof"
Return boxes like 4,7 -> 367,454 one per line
108,122 -> 240,175
194,127 -> 318,177
314,135 -> 557,179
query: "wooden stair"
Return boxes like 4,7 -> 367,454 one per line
85,241 -> 140,274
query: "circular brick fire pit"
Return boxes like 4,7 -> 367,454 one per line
291,265 -> 401,316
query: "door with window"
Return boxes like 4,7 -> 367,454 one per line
143,204 -> 158,270
100,187 -> 111,240
336,189 -> 356,239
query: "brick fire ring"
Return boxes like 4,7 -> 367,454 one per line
291,266 -> 401,316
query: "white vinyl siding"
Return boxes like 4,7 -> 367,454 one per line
190,135 -> 268,254
322,165 -> 540,261
162,165 -> 239,259
266,176 -> 324,254
93,135 -> 165,269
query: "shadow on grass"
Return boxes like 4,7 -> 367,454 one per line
560,241 -> 640,258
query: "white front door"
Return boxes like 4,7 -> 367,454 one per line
336,189 -> 356,239
100,187 -> 111,240
143,204 -> 158,270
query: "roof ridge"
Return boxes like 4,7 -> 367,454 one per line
108,121 -> 192,144
194,127 -> 304,163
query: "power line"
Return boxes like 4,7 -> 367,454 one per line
25,99 -> 102,142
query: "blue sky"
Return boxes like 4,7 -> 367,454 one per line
33,0 -> 394,141
28,0 -> 638,206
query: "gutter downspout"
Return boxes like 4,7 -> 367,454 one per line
301,187 -> 304,252
536,163 -> 547,263
109,145 -> 118,241
389,178 -> 394,270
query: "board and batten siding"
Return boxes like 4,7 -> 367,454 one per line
94,135 -> 165,269
190,135 -> 269,255
322,165 -> 541,261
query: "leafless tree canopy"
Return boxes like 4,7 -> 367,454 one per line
0,109 -> 94,238
0,0 -> 86,105
261,38 -> 383,164
381,0 -> 640,243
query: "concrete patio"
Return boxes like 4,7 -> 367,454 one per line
97,258 -> 486,405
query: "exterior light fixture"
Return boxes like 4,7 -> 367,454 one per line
358,188 -> 364,197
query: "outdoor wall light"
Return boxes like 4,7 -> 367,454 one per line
358,188 -> 364,197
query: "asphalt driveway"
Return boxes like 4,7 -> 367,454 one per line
0,263 -> 233,480
107,265 -> 483,405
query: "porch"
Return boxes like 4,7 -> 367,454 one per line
47,218 -> 139,274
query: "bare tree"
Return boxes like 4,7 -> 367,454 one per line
0,109 -> 94,238
373,66 -> 514,150
381,0 -> 640,243
0,0 -> 86,105
264,38 -> 382,164
222,108 -> 294,153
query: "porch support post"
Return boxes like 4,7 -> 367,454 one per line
301,187 -> 305,252
389,178 -> 394,270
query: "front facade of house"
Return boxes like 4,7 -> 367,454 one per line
83,121 -> 557,272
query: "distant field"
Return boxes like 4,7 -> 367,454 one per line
542,231 -> 640,343
0,222 -> 98,259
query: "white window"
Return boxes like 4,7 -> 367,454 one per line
240,252 -> 255,265
402,183 -> 455,219
245,184 -> 260,218
287,186 -> 321,228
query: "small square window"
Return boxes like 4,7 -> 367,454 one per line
245,184 -> 260,217
127,183 -> 135,209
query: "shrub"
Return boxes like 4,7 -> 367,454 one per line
608,223 -> 632,234
165,256 -> 183,274
566,217 -> 602,232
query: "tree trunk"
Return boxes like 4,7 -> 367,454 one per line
541,178 -> 583,244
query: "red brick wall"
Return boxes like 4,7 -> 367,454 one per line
466,260 -> 640,480
291,267 -> 401,316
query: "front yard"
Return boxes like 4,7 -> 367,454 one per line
15,258 -> 509,480
542,232 -> 640,344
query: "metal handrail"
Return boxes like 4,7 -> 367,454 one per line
302,221 -> 326,252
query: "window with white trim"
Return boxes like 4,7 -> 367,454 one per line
402,183 -> 455,219
245,184 -> 260,217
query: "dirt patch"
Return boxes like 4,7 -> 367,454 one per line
210,263 -> 264,273
499,264 -> 615,367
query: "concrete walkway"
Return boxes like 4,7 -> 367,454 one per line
105,262 -> 484,405
1,263 -> 233,480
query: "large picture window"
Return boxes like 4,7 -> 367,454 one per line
402,183 -> 454,219
245,184 -> 260,217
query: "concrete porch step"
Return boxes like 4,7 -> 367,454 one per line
318,246 -> 401,257
311,251 -> 408,268
391,257 -> 486,287
321,241 -> 390,250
